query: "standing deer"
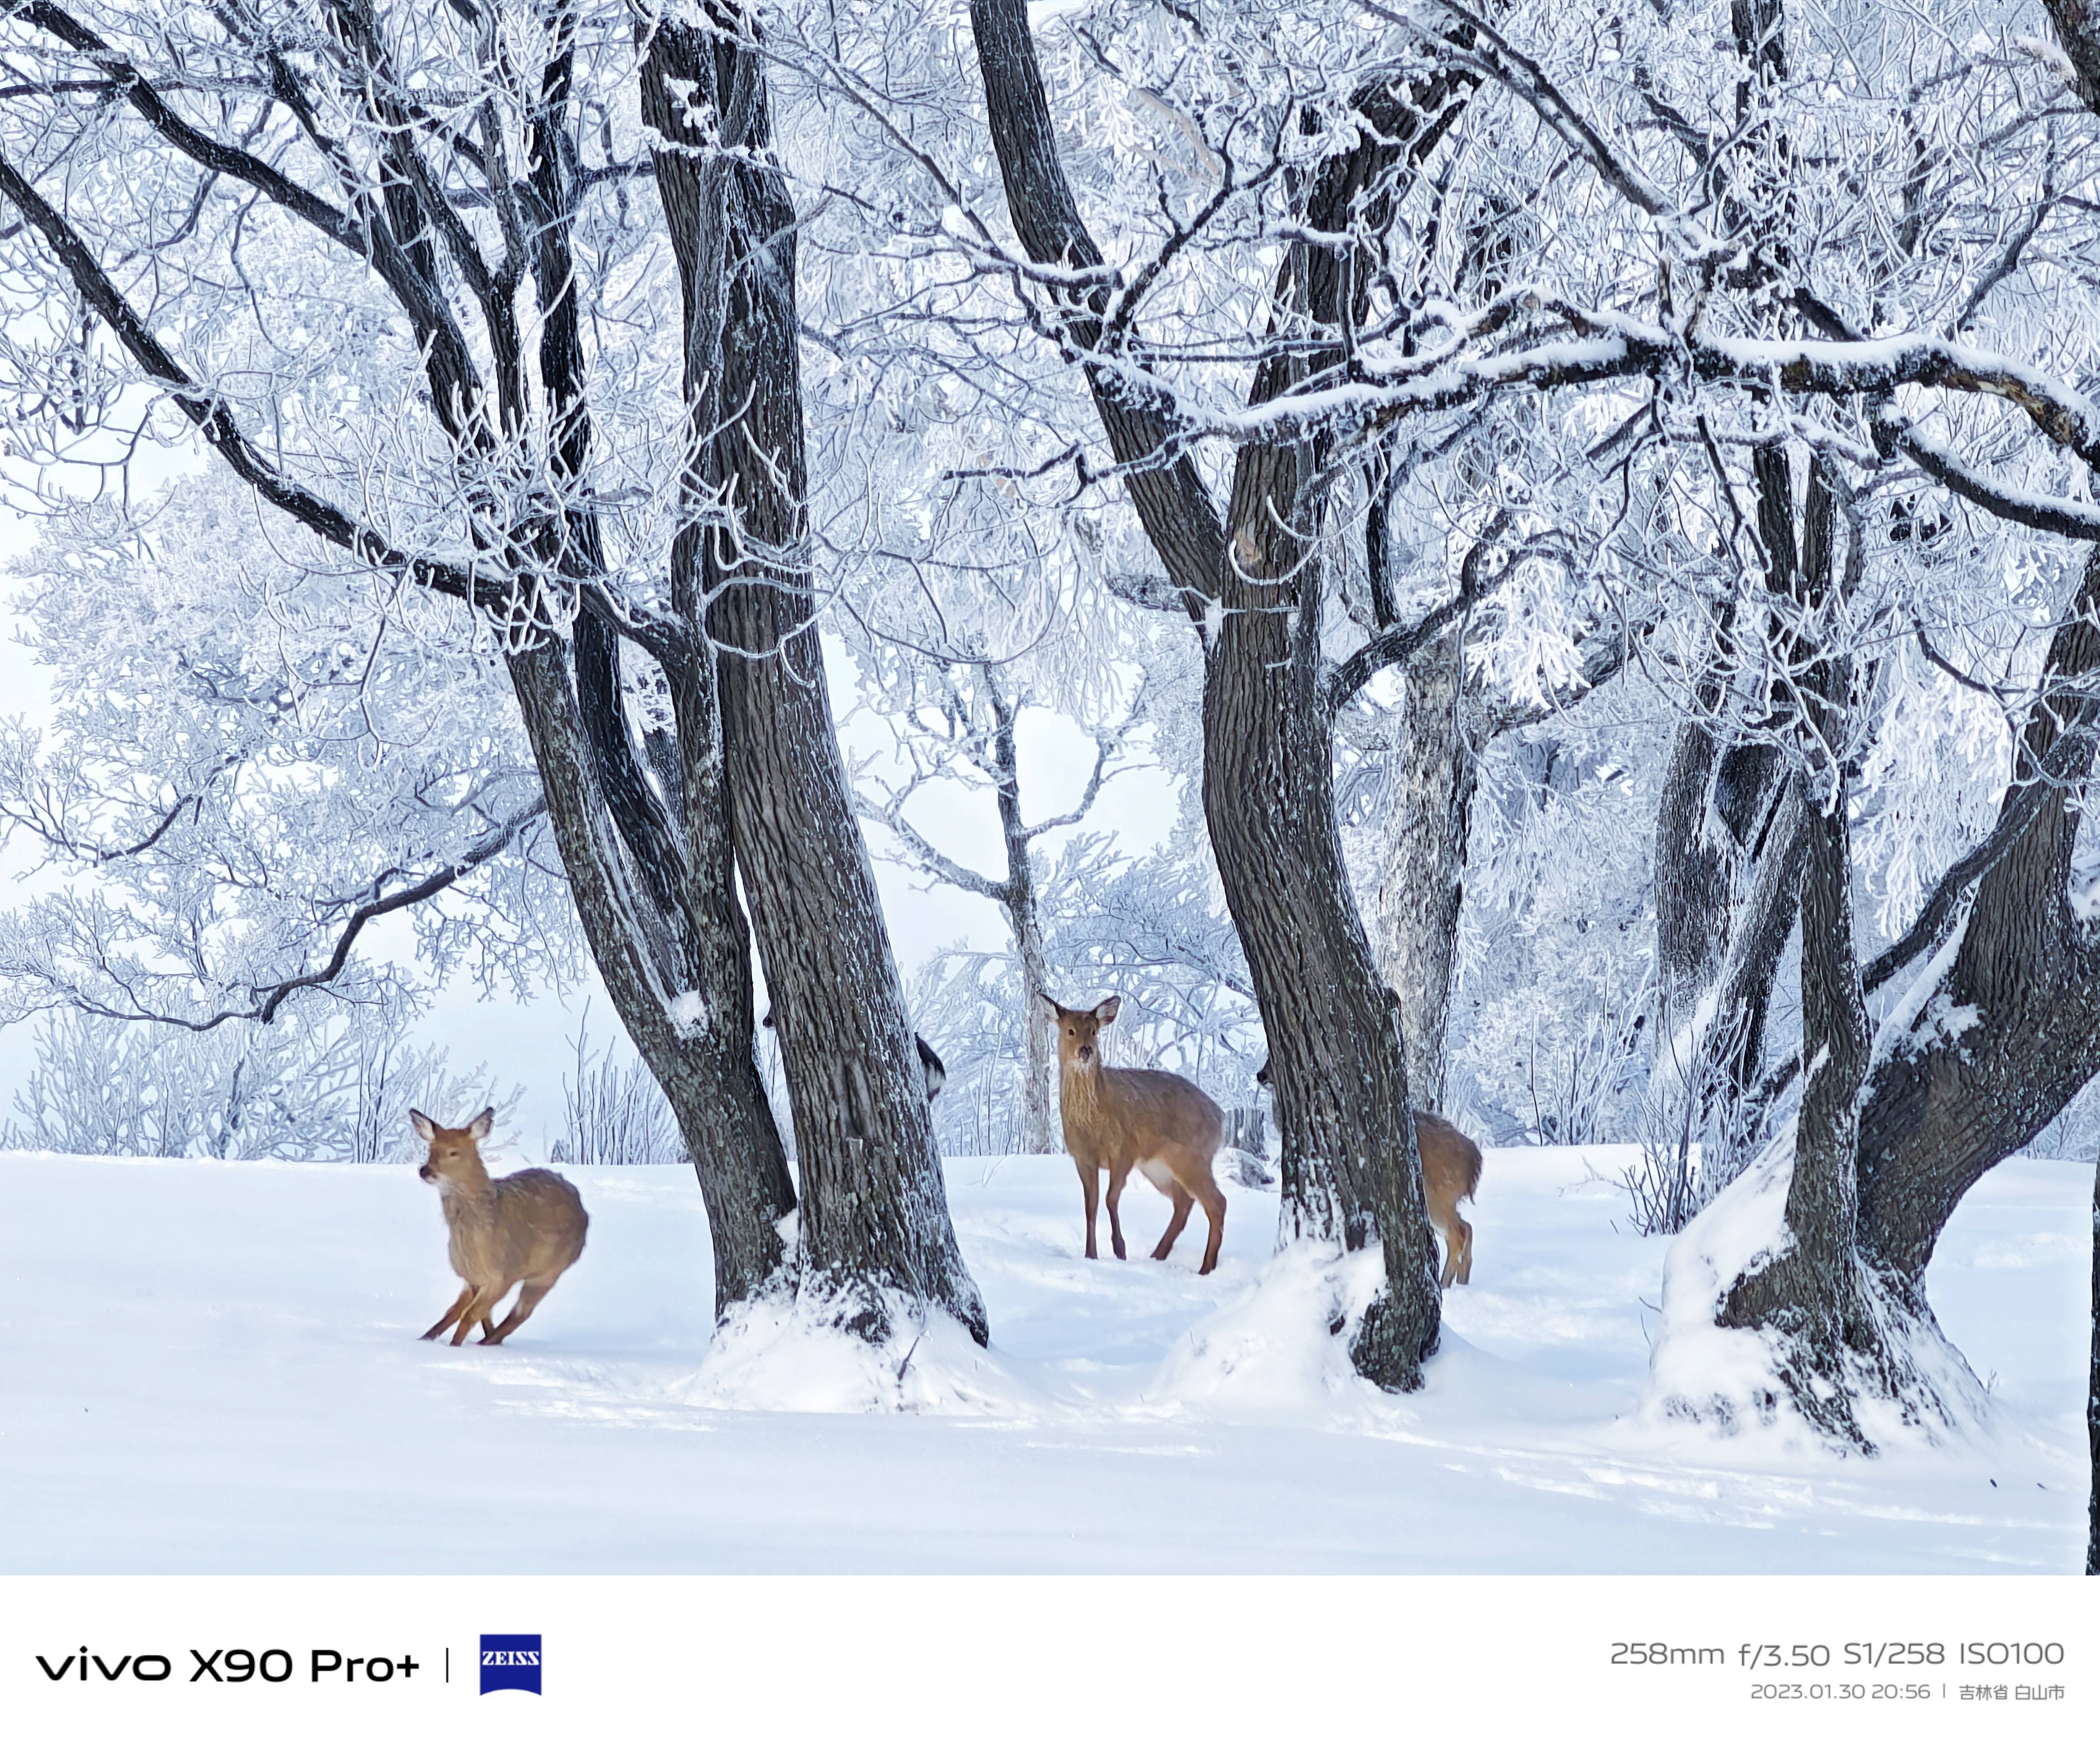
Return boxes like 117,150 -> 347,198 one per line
412,1108 -> 589,1346
1255,1057 -> 1482,1288
1045,994 -> 1228,1275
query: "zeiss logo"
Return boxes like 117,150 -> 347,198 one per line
479,1635 -> 542,1696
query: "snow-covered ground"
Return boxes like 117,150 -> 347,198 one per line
1,1144 -> 2087,1572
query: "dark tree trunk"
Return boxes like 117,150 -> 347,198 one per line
649,11 -> 986,1344
506,642 -> 794,1311
969,0 -> 1467,1387
509,20 -> 796,1314
1709,456 -> 1912,1444
1697,463 -> 2099,1445
1212,438 -> 1441,1385
1716,716 -> 1890,1444
1695,776 -> 1808,1134
1855,552 -> 2100,1287
1655,718 -> 1730,1010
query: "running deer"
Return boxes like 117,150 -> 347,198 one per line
412,1108 -> 589,1346
1255,1057 -> 1482,1288
1045,994 -> 1228,1275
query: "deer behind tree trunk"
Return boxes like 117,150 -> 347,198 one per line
1254,1054 -> 1483,1289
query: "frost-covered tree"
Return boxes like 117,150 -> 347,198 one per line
550,1002 -> 685,1165
5,995 -> 520,1161
851,650 -> 1140,1153
954,0 -> 2100,1417
1431,702 -> 1663,1147
1451,0 -> 2100,1441
0,0 -> 981,1347
0,479 -> 566,1032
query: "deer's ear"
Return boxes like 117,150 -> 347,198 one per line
409,1109 -> 436,1144
467,1107 -> 495,1141
1095,995 -> 1121,1025
1038,992 -> 1062,1023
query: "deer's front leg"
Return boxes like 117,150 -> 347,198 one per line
1077,1162 -> 1101,1259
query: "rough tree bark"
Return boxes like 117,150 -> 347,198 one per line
645,7 -> 985,1344
1699,457 -> 1900,1443
1659,16 -> 2100,1430
1708,459 -> 1900,1442
1853,552 -> 2100,1283
1703,475 -> 2100,1444
507,642 -> 793,1309
1837,7 -> 2100,1309
1374,629 -> 1472,1109
970,0 -> 1483,1386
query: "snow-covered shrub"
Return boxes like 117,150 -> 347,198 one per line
549,1005 -> 685,1165
908,949 -> 1033,1157
5,1002 -> 517,1161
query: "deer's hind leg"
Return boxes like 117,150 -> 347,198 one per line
450,1281 -> 511,1346
422,1286 -> 473,1342
1442,1213 -> 1474,1288
1194,1181 -> 1228,1276
1151,1182 -> 1195,1262
481,1269 -> 564,1346
1104,1165 -> 1131,1261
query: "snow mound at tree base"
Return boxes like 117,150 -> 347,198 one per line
681,1286 -> 1048,1417
1141,1241 -> 1432,1430
1640,1135 -> 1992,1456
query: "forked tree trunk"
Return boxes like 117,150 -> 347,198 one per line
1854,552 -> 2100,1283
1210,455 -> 1442,1385
649,10 -> 986,1344
507,643 -> 794,1311
1702,458 -> 1912,1442
500,17 -> 797,1317
1696,475 -> 2100,1445
1715,729 -> 1894,1443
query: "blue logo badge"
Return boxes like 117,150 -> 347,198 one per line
479,1635 -> 541,1695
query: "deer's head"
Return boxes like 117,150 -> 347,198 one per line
1041,994 -> 1120,1073
410,1107 -> 494,1185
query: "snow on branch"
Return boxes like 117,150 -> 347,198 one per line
0,149 -> 500,612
